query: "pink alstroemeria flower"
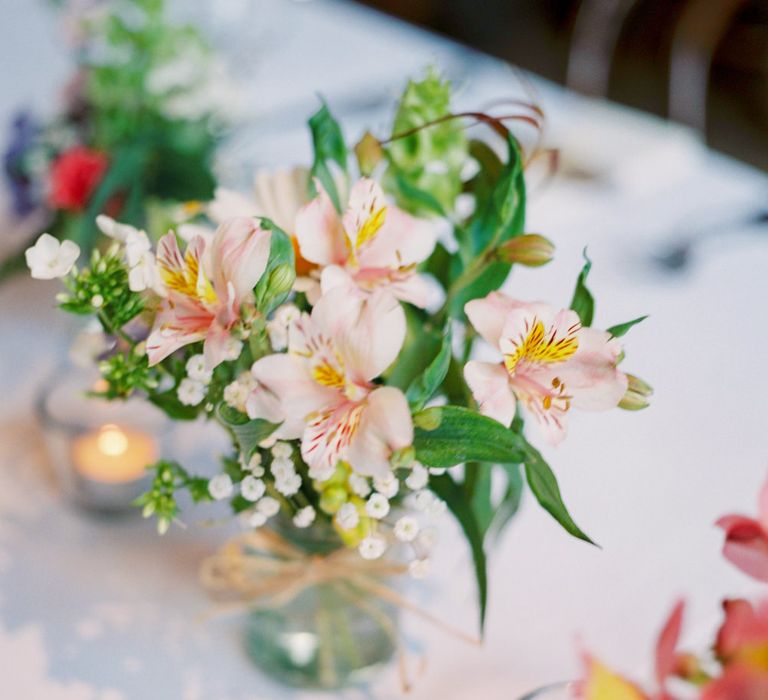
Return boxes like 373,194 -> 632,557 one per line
716,479 -> 768,583
464,292 -> 628,445
294,177 -> 437,306
146,217 -> 271,369
246,286 -> 413,478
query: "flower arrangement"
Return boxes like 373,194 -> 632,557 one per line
28,69 -> 649,642
2,0 -> 225,281
567,479 -> 768,700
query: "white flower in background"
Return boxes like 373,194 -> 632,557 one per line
275,473 -> 302,497
349,474 -> 371,498
394,516 -> 419,542
429,467 -> 446,476
25,233 -> 79,279
241,475 -> 266,502
223,373 -> 256,413
186,354 -> 212,384
256,496 -> 280,518
177,378 -> 206,406
412,490 -> 434,513
308,463 -> 336,483
365,493 -> 390,520
374,474 -> 399,499
245,510 -> 267,528
267,303 -> 302,351
222,338 -> 243,362
271,441 -> 293,459
293,506 -> 316,528
91,294 -> 104,308
95,215 -> 161,293
208,473 -> 234,500
241,452 -> 265,477
405,463 -> 429,491
428,498 -> 447,517
271,457 -> 295,480
408,558 -> 431,579
336,503 -> 360,530
359,534 -> 387,560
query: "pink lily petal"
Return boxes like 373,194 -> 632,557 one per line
295,184 -> 346,267
717,515 -> 768,583
301,400 -> 365,473
701,666 -> 768,700
346,386 -> 414,478
758,478 -> 768,532
464,360 -> 517,427
356,204 -> 437,270
465,292 -> 529,348
146,294 -> 211,365
209,217 -> 271,303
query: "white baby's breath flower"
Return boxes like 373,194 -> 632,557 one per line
177,378 -> 206,406
336,503 -> 360,530
241,475 -> 266,502
26,233 -> 79,279
293,506 -> 316,528
256,496 -> 280,518
241,452 -> 265,476
90,294 -> 104,308
223,376 -> 253,412
374,474 -> 399,499
208,473 -> 233,500
359,535 -> 387,560
408,557 -> 431,579
428,498 -> 447,517
349,474 -> 371,498
245,510 -> 267,528
365,493 -> 390,520
222,337 -> 243,361
275,303 -> 301,326
417,527 -> 438,550
412,490 -> 434,512
405,463 -> 429,491
394,516 -> 419,542
186,354 -> 212,384
271,441 -> 293,459
267,303 -> 301,350
309,463 -> 335,483
275,473 -> 302,497
271,457 -> 295,480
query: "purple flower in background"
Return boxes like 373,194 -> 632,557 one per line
3,112 -> 40,217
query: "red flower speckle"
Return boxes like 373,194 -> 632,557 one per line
48,146 -> 108,211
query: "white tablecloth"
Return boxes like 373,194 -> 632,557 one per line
1,1 -> 767,698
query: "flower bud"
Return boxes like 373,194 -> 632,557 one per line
497,234 -> 555,267
390,446 -> 415,468
319,486 -> 348,515
355,131 -> 384,176
265,263 -> 295,300
619,374 -> 653,410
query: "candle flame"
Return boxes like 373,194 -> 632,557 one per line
97,424 -> 129,457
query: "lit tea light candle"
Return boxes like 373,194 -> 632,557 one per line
71,423 -> 158,483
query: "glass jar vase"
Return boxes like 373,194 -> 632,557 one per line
517,682 -> 578,699
242,517 -> 399,690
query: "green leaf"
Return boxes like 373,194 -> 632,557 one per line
606,315 -> 648,338
522,443 -> 594,545
253,218 -> 296,317
217,403 -> 281,460
430,472 -> 487,634
569,249 -> 594,327
448,134 -> 526,316
468,463 -> 495,536
385,307 -> 442,390
308,102 -> 347,212
149,390 -> 201,421
413,405 -> 527,467
406,326 -> 452,411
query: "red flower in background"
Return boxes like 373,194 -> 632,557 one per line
49,146 -> 108,211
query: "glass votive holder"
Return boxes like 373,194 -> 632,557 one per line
36,366 -> 169,514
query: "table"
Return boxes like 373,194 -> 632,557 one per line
1,1 -> 767,698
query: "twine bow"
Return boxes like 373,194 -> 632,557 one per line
199,529 -> 480,692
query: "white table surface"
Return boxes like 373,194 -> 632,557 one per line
1,1 -> 768,698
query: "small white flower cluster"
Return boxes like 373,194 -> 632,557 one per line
177,354 -> 212,406
269,442 -> 302,497
266,303 -> 300,351
223,371 -> 257,413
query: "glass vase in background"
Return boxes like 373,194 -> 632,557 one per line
242,516 -> 399,690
